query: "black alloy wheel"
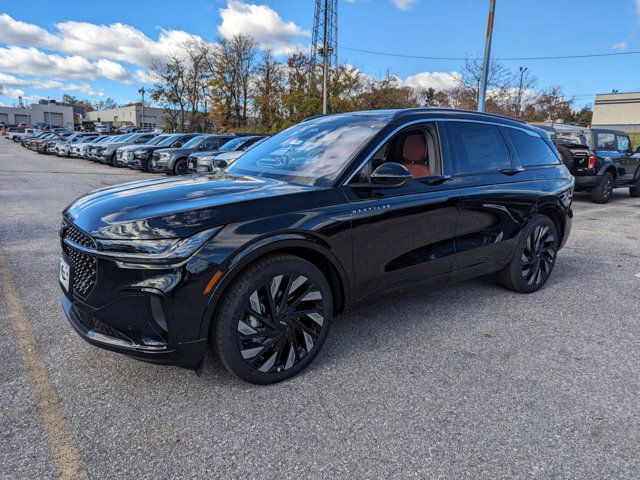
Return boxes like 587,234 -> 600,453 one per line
591,172 -> 614,204
214,254 -> 332,384
174,159 -> 188,175
498,215 -> 558,293
520,224 -> 556,287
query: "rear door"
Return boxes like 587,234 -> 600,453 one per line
616,134 -> 639,182
442,121 -> 541,281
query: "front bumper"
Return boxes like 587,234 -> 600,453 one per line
62,292 -> 207,368
148,158 -> 172,173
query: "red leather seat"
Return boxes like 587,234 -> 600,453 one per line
402,133 -> 431,177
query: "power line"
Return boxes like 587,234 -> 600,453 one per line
340,45 -> 640,61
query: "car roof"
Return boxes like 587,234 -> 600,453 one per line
308,108 -> 530,129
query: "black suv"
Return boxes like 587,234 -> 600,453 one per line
59,108 -> 573,384
543,125 -> 640,203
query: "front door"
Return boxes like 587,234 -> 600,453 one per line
343,121 -> 459,302
616,134 -> 640,182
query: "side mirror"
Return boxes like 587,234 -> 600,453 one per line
370,162 -> 412,188
175,142 -> 183,148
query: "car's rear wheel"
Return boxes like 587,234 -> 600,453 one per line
174,159 -> 187,175
591,172 -> 614,203
214,254 -> 332,384
497,215 -> 558,293
630,181 -> 640,198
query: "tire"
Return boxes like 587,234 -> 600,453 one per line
173,158 -> 187,175
497,214 -> 559,294
591,172 -> 614,204
630,181 -> 640,198
214,254 -> 333,384
557,145 -> 574,170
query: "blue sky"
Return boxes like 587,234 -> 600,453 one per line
1,0 -> 639,109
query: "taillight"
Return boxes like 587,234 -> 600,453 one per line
587,155 -> 597,170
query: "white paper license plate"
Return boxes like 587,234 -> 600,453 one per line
59,257 -> 70,292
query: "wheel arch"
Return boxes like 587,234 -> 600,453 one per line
533,200 -> 567,246
198,235 -> 350,340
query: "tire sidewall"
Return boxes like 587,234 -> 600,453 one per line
214,255 -> 333,384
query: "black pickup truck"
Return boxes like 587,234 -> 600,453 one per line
542,125 -> 640,203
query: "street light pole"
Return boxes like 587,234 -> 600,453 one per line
47,96 -> 52,130
138,87 -> 146,129
516,66 -> 528,118
477,0 -> 496,112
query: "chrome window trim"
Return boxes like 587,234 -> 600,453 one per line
342,117 -> 540,186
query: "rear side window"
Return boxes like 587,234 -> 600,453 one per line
448,122 -> 511,174
616,135 -> 630,152
597,133 -> 616,150
505,128 -> 559,166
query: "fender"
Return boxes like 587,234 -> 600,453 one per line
196,232 -> 351,339
597,160 -> 619,178
533,193 -> 571,247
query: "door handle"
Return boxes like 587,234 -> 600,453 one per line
423,175 -> 452,185
498,168 -> 525,176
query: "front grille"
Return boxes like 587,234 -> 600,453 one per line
62,221 -> 98,298
74,308 -> 132,343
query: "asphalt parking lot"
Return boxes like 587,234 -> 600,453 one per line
1,139 -> 640,480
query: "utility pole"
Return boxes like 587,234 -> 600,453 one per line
311,0 -> 338,115
47,96 -> 51,130
478,0 -> 496,112
138,87 -> 146,129
515,66 -> 527,118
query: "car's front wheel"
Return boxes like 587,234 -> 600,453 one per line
174,159 -> 187,175
630,181 -> 640,198
214,254 -> 333,384
497,215 -> 559,293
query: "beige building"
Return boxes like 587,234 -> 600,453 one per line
592,92 -> 640,135
85,105 -> 184,130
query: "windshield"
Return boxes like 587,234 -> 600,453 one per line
157,134 -> 182,147
229,115 -> 387,186
147,135 -> 169,145
182,135 -> 207,148
219,137 -> 248,152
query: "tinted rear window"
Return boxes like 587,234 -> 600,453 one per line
597,133 -> 616,150
506,128 -> 559,166
448,122 -> 511,174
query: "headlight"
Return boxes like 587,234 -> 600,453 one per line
158,153 -> 170,160
197,156 -> 215,165
65,227 -> 222,268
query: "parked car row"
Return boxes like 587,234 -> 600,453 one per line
8,126 -> 270,177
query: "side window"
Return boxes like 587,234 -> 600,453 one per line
350,122 -> 441,184
448,122 -> 511,174
597,133 -> 616,150
616,135 -> 630,153
505,128 -> 560,166
203,139 -> 219,149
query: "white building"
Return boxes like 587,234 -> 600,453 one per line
0,102 -> 75,128
85,105 -> 183,130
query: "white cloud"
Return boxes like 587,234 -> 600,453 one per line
0,46 -> 133,84
0,73 -> 101,95
2,87 -> 26,98
612,41 -> 627,51
392,0 -> 417,11
0,13 -> 58,48
218,0 -> 310,55
403,71 -> 461,91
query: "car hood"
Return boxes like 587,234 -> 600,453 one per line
64,174 -> 324,239
189,150 -> 221,159
154,147 -> 198,157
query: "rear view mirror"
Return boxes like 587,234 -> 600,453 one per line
370,162 -> 412,188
